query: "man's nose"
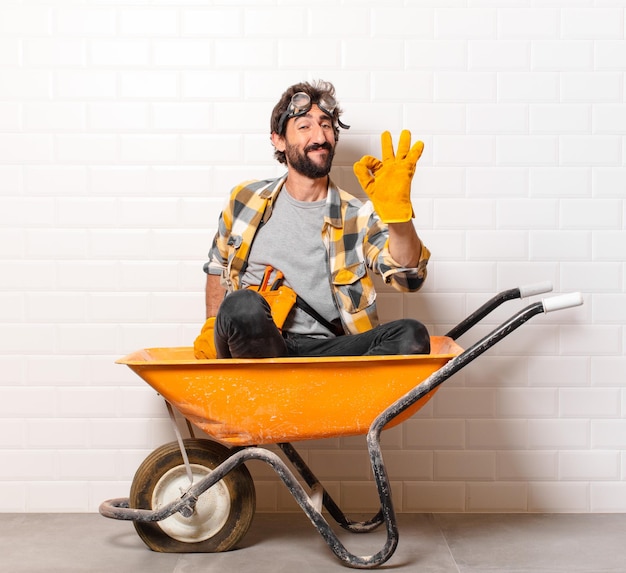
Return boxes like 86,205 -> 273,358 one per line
310,123 -> 327,143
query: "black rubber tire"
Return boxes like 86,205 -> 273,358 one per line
129,438 -> 256,553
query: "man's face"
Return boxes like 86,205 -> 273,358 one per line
281,105 -> 336,179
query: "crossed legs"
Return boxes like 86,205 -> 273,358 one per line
214,289 -> 430,359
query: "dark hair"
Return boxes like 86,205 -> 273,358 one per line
270,80 -> 343,165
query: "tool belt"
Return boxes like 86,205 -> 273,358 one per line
246,267 -> 297,330
248,266 -> 343,336
194,267 -> 342,360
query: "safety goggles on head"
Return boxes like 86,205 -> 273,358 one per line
277,91 -> 350,135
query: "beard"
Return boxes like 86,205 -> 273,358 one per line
284,141 -> 335,179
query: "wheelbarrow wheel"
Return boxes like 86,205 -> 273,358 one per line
129,438 -> 255,553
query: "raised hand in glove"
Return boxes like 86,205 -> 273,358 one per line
193,316 -> 217,359
353,130 -> 424,224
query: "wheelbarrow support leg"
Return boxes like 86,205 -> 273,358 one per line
253,448 -> 398,569
278,442 -> 385,534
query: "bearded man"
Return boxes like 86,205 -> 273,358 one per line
196,80 -> 431,359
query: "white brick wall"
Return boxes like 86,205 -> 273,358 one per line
0,0 -> 624,514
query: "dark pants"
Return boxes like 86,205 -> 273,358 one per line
214,289 -> 430,359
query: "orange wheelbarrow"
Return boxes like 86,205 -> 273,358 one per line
100,284 -> 582,569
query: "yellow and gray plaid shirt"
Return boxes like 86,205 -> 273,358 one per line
204,175 -> 430,335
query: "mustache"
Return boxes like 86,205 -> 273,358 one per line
305,142 -> 333,153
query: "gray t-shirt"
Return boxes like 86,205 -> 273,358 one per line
241,188 -> 340,337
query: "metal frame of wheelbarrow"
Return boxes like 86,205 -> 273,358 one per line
100,283 -> 583,569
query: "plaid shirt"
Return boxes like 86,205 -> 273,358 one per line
204,175 -> 430,335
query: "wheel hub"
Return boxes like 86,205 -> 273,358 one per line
152,463 -> 231,543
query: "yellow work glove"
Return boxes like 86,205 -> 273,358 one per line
353,130 -> 424,224
193,317 -> 217,359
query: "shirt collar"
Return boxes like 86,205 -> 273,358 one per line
261,174 -> 343,228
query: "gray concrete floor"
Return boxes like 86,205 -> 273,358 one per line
2,512 -> 626,572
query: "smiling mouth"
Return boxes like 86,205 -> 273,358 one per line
306,144 -> 331,154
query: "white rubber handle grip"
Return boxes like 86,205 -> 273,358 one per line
519,281 -> 553,298
542,292 -> 583,313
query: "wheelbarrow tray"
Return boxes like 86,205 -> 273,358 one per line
117,335 -> 462,446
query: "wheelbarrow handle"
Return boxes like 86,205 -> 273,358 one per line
542,291 -> 583,313
374,291 -> 585,440
519,280 -> 553,298
446,281 -> 552,340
